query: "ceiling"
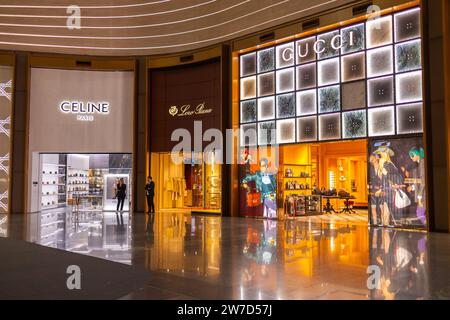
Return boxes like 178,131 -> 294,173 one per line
0,0 -> 357,56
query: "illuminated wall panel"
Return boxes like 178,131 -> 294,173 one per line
238,7 -> 424,146
0,66 -> 13,213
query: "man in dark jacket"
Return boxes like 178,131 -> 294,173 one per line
145,176 -> 155,214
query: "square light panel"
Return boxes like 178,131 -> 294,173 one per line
368,106 -> 395,136
341,23 -> 365,54
276,68 -> 295,93
396,71 -> 423,103
297,116 -> 317,142
367,46 -> 394,77
257,72 -> 275,97
258,96 -> 275,121
296,63 -> 316,90
276,93 -> 296,118
296,89 -> 317,116
367,15 -> 393,49
296,37 -> 317,64
240,76 -> 256,100
277,119 -> 296,144
319,113 -> 341,140
240,52 -> 256,77
342,110 -> 367,139
396,103 -> 423,134
318,57 -> 340,86
240,100 -> 257,123
276,42 -> 295,69
258,47 -> 275,73
258,121 -> 276,145
394,8 -> 421,42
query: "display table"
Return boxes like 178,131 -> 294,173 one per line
321,195 -> 356,214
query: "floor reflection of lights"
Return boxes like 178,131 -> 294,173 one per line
5,210 -> 449,300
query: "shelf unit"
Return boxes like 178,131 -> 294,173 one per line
67,168 -> 90,204
280,164 -> 321,216
40,153 -> 67,210
89,168 -> 108,209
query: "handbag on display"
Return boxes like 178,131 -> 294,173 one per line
394,189 -> 411,209
247,188 -> 261,207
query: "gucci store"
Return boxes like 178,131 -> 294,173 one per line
26,58 -> 135,213
148,50 -> 228,215
233,3 -> 428,229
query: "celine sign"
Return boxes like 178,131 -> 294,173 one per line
168,102 -> 213,117
281,32 -> 355,61
59,100 -> 110,122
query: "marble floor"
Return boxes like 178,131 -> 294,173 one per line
1,210 -> 450,300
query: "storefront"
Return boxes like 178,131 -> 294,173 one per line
147,47 -> 228,215
26,58 -> 135,213
0,54 -> 14,214
233,3 -> 427,229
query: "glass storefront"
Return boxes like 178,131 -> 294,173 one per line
236,5 -> 427,229
36,153 -> 132,212
150,152 -> 222,213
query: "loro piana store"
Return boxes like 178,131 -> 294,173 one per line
233,2 -> 428,230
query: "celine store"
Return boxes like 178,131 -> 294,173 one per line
26,58 -> 135,213
148,51 -> 227,215
234,3 -> 428,230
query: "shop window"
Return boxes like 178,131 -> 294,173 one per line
257,96 -> 275,121
394,7 -> 421,42
240,100 -> 257,123
240,76 -> 257,100
396,103 -> 423,134
342,110 -> 367,139
296,36 -> 317,64
367,76 -> 394,107
258,121 -> 276,145
368,106 -> 395,136
395,70 -> 423,104
341,52 -> 365,82
257,72 -> 275,97
276,42 -> 295,68
317,30 -> 340,59
296,89 -> 317,116
367,45 -> 394,77
395,39 -> 422,73
319,113 -> 341,140
296,63 -> 317,90
342,81 -> 366,110
276,67 -> 295,93
297,116 -> 317,142
318,57 -> 340,86
341,23 -> 365,54
277,119 -> 296,144
318,85 -> 340,113
276,93 -> 296,118
240,52 -> 256,77
366,15 -> 393,49
258,47 -> 275,73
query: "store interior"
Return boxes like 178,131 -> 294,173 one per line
150,152 -> 222,214
240,139 -> 368,220
280,140 -> 367,216
35,153 -> 132,212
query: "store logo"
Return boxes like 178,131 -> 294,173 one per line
168,102 -> 213,117
281,32 -> 355,61
59,100 -> 110,122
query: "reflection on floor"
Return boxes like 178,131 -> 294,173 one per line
3,210 -> 450,300
293,210 -> 369,226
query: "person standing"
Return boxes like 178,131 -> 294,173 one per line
145,176 -> 155,214
116,178 -> 127,212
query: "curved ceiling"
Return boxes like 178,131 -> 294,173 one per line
0,0 -> 356,56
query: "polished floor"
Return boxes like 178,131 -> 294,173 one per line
1,210 -> 450,300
